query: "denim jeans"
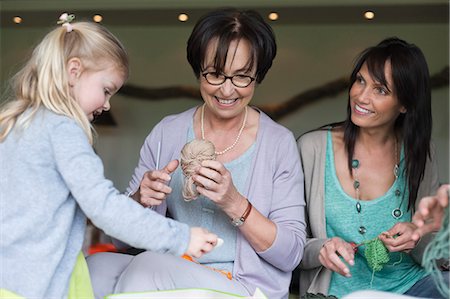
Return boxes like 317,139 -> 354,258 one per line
404,273 -> 449,298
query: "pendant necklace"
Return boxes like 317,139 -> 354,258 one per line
200,104 -> 248,156
352,138 -> 404,235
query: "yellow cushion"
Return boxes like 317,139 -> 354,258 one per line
68,252 -> 95,299
0,289 -> 25,299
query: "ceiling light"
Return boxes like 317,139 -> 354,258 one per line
93,15 -> 103,23
178,13 -> 188,22
364,11 -> 375,20
13,16 -> 22,24
268,12 -> 279,21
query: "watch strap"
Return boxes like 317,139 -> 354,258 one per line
231,199 -> 252,226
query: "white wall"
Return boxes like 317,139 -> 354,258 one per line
1,22 -> 448,191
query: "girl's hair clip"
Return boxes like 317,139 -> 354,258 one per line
57,13 -> 75,32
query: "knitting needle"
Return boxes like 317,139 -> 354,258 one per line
352,232 -> 399,250
353,242 -> 364,248
350,241 -> 364,253
155,141 -> 161,170
144,141 -> 161,210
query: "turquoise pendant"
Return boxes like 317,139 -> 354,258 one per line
353,180 -> 360,189
392,208 -> 403,219
394,164 -> 399,178
359,226 -> 367,234
356,202 -> 362,213
352,159 -> 360,169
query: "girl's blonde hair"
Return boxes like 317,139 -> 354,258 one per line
0,21 -> 128,144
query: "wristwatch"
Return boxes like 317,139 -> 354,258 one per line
231,200 -> 252,227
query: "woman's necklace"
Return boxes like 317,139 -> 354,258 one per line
200,104 -> 248,156
352,138 -> 404,235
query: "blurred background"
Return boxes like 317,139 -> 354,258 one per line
1,0 -> 448,190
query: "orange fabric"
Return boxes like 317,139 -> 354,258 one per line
181,255 -> 232,280
88,243 -> 118,255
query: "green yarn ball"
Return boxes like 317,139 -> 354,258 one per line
365,238 -> 390,271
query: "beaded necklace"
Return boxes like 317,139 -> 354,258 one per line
350,139 -> 406,279
352,138 -> 404,236
200,104 -> 248,156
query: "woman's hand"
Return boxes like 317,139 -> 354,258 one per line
379,222 -> 418,252
133,160 -> 179,207
186,227 -> 218,258
412,184 -> 449,241
319,237 -> 355,277
192,159 -> 277,253
192,160 -> 246,218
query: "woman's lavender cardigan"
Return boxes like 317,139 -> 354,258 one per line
126,107 -> 306,299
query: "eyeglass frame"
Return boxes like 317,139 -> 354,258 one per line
201,72 -> 256,88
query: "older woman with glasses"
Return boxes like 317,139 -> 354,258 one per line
87,8 -> 306,299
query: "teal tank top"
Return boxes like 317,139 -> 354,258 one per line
325,131 -> 426,298
166,122 -> 255,273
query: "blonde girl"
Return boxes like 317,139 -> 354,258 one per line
0,16 -> 217,299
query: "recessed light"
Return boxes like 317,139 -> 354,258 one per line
364,10 -> 375,20
93,15 -> 103,23
13,16 -> 22,24
178,13 -> 188,22
268,12 -> 279,21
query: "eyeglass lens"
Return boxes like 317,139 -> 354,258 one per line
204,73 -> 253,88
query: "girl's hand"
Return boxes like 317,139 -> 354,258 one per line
319,237 -> 355,277
412,184 -> 449,241
379,222 -> 418,252
192,160 -> 245,218
186,227 -> 218,258
134,160 -> 179,207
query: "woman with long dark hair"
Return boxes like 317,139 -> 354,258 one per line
297,37 -> 443,298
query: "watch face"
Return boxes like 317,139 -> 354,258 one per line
231,217 -> 244,227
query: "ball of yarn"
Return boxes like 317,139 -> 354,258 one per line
364,238 -> 390,271
422,206 -> 449,298
180,139 -> 216,201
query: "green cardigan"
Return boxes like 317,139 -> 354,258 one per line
296,129 -> 439,296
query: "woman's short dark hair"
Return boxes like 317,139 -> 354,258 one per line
187,8 -> 276,84
344,37 -> 432,210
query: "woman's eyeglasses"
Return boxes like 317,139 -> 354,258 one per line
202,72 -> 255,88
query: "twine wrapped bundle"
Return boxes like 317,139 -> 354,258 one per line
180,139 -> 216,201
